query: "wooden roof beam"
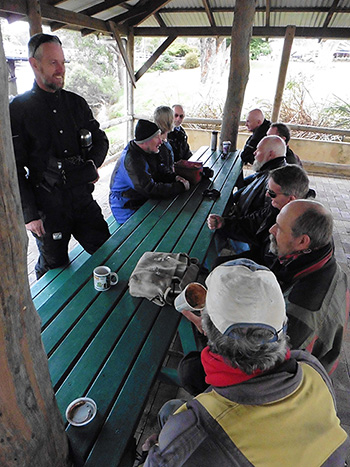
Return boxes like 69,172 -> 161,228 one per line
202,0 -> 216,28
108,20 -> 136,87
80,0 -> 128,18
322,0 -> 340,29
134,26 -> 350,39
135,35 -> 176,81
111,0 -> 171,27
266,0 -> 271,27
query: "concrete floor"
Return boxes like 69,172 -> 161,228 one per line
27,162 -> 350,459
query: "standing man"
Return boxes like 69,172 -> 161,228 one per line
10,33 -> 110,279
240,108 -> 271,164
167,104 -> 192,162
109,119 -> 190,224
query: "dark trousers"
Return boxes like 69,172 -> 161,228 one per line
33,184 -> 110,279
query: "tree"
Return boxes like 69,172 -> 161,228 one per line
221,0 -> 256,150
0,26 -> 71,467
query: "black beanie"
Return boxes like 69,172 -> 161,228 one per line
135,119 -> 160,143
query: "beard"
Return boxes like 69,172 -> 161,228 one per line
252,159 -> 264,171
269,234 -> 279,256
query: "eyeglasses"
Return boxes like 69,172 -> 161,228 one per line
29,34 -> 62,58
267,189 -> 289,198
174,113 -> 184,118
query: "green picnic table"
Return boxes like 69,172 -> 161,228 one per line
32,146 -> 242,466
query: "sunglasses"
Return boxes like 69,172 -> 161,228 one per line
267,189 -> 289,198
174,113 -> 184,118
30,34 -> 62,58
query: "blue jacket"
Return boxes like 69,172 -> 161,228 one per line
109,140 -> 185,223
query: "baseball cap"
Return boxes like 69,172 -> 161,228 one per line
135,119 -> 160,144
205,259 -> 286,340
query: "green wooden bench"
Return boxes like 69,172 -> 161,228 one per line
32,146 -> 242,466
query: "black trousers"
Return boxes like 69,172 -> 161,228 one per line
33,184 -> 110,279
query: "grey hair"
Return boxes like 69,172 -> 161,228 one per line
269,165 -> 309,199
202,310 -> 289,374
154,106 -> 174,133
291,203 -> 333,249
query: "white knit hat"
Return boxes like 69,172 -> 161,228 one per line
205,259 -> 286,337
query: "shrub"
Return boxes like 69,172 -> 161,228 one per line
184,52 -> 199,69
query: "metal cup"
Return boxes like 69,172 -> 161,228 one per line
174,282 -> 207,313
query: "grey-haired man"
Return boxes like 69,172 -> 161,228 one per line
140,260 -> 348,466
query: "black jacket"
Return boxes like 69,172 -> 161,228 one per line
10,82 -> 109,223
240,118 -> 271,164
167,126 -> 192,162
225,156 -> 286,219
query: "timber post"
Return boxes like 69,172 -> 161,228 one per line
272,25 -> 296,122
220,0 -> 256,151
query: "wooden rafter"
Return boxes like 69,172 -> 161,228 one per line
135,35 -> 176,81
322,0 -> 341,29
80,0 -> 128,18
111,0 -> 172,27
266,0 -> 271,27
108,20 -> 136,87
202,0 -> 215,28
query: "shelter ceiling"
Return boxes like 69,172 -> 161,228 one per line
1,0 -> 350,38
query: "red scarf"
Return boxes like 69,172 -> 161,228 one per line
201,346 -> 291,387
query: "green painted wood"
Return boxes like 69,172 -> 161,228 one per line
37,147 -> 242,467
30,215 -> 119,299
178,315 -> 198,355
82,306 -> 181,467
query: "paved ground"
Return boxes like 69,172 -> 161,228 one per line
27,162 -> 350,458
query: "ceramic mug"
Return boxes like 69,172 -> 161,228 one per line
93,266 -> 118,291
174,282 -> 207,313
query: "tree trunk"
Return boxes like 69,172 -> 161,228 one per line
220,0 -> 256,150
0,26 -> 71,467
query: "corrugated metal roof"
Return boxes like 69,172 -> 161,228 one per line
161,12 -> 211,27
271,11 -> 327,27
2,1 -> 350,38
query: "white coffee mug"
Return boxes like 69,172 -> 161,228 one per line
93,266 -> 118,291
174,282 -> 207,313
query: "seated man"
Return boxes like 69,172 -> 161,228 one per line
268,199 -> 349,374
167,104 -> 192,162
142,260 -> 349,466
209,135 -> 287,254
209,164 -> 311,266
267,122 -> 302,166
109,119 -> 189,224
240,108 -> 271,164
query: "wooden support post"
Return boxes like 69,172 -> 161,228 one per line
26,0 -> 42,36
126,29 -> 134,142
271,25 -> 296,122
0,25 -> 71,467
108,20 -> 136,88
221,0 -> 256,151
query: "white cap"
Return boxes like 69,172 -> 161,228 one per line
205,259 -> 286,336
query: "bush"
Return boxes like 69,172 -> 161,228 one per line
184,52 -> 199,69
168,42 -> 195,57
152,54 -> 179,71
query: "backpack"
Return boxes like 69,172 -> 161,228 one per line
129,252 -> 199,306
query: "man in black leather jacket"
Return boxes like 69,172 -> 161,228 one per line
10,33 -> 110,279
208,135 -> 286,254
240,108 -> 271,164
